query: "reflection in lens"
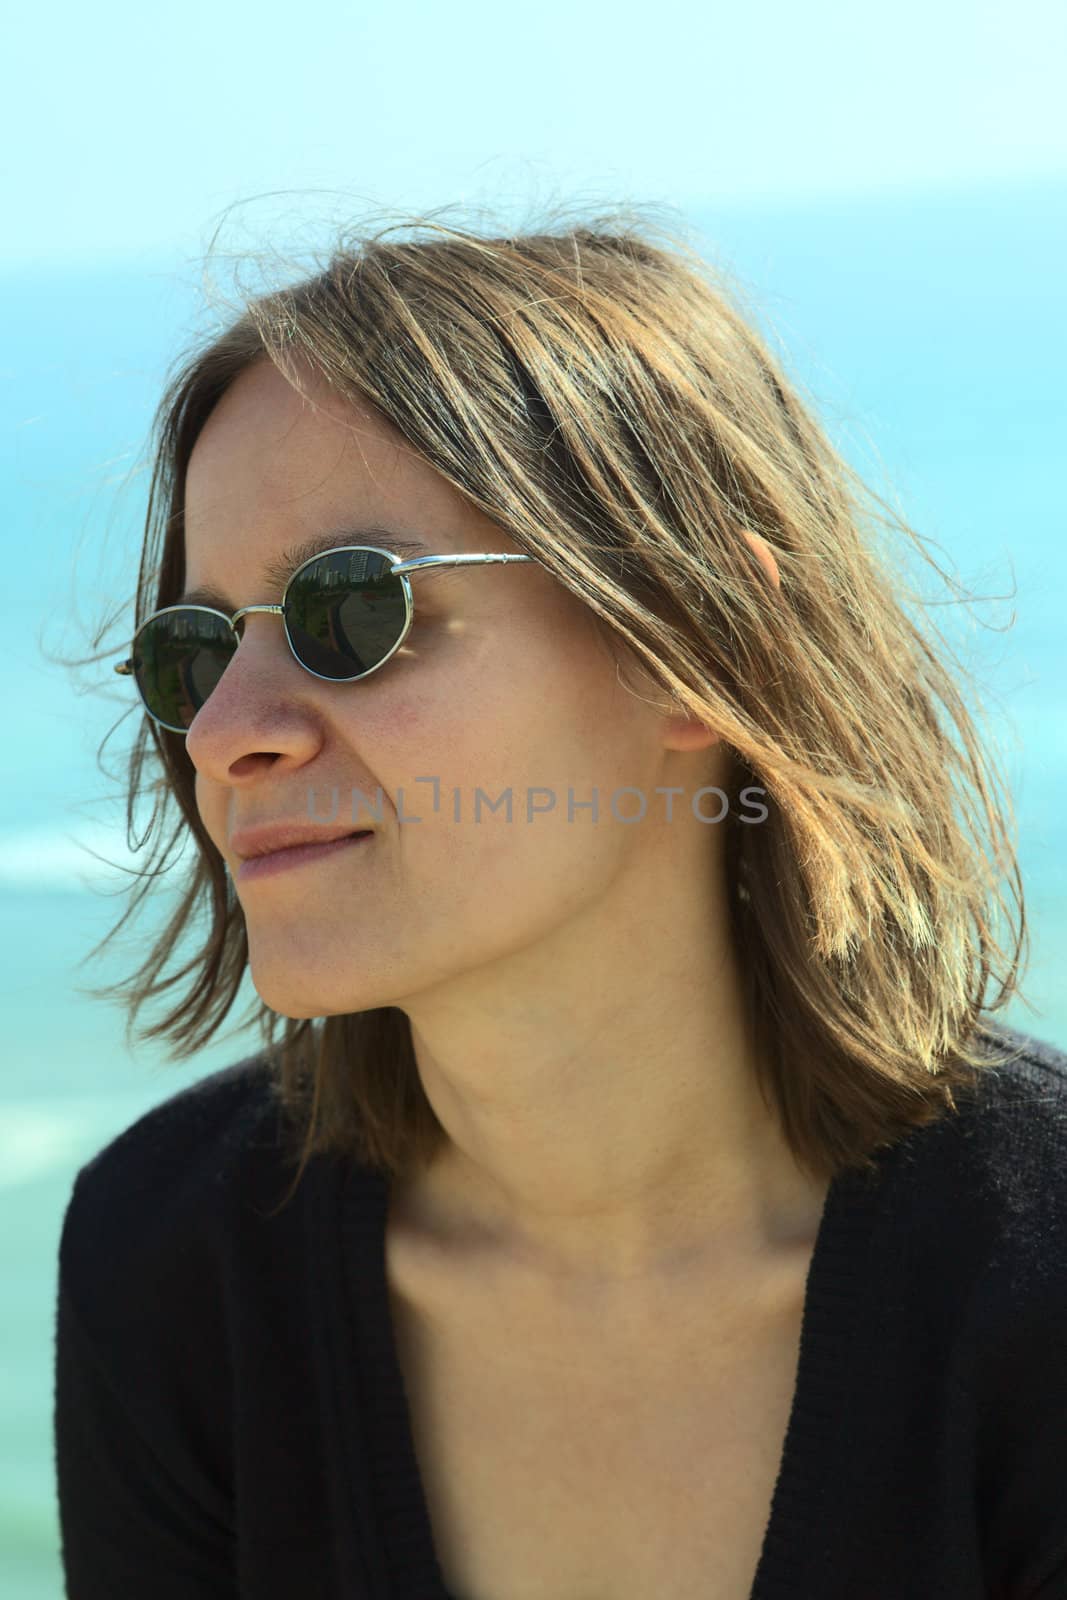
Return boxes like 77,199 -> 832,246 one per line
285,550 -> 409,679
134,609 -> 235,731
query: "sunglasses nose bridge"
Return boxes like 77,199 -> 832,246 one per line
224,604 -> 296,684
230,603 -> 285,631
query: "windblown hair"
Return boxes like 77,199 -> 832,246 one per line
83,204 -> 1029,1207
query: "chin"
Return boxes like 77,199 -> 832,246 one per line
247,961 -> 386,1022
248,976 -> 324,1020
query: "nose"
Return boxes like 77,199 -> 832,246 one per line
184,613 -> 323,779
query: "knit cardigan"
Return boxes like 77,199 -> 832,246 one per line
53,1022 -> 1067,1597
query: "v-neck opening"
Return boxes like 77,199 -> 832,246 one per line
334,1152 -> 886,1599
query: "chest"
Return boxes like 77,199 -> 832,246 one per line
385,1234 -> 810,1600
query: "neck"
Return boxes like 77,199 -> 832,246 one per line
395,864 -> 825,1287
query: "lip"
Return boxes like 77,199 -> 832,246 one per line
230,820 -> 373,860
236,831 -> 373,882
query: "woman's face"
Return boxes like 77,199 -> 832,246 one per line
182,358 -> 720,1018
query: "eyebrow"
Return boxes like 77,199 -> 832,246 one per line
176,526 -> 437,610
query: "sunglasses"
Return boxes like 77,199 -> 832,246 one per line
114,543 -> 537,734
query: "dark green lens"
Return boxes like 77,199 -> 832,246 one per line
284,549 -> 409,679
131,608 -> 236,731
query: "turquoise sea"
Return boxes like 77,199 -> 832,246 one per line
2,178 -> 1065,1596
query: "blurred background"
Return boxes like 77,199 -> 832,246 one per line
2,0 -> 1065,1591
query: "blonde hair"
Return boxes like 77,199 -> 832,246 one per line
83,204 -> 1029,1206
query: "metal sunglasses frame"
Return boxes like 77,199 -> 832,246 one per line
114,542 -> 539,734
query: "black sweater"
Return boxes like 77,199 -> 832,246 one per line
54,1022 -> 1067,1599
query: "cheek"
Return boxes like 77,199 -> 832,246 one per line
340,690 -> 469,781
383,686 -> 652,877
340,620 -> 653,832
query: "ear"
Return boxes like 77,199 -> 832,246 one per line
742,529 -> 781,590
661,714 -> 720,752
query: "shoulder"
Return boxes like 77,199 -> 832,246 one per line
966,1018 -> 1067,1289
956,1019 -> 1067,1211
901,1019 -> 1067,1385
57,1051 -> 300,1326
886,1019 -> 1067,1200
861,1019 -> 1067,1342
950,1024 -> 1067,1587
970,1017 -> 1067,1104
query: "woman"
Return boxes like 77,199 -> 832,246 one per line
54,212 -> 1067,1599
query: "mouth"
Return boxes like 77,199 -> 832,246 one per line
236,830 -> 374,883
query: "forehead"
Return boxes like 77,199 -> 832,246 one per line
182,357 -> 510,579
185,359 -> 431,518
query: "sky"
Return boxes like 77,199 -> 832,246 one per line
3,0 -> 1066,267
